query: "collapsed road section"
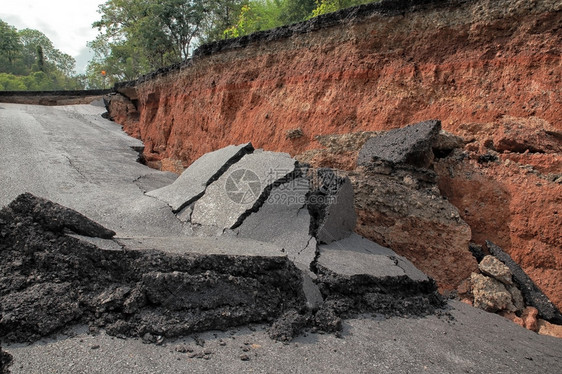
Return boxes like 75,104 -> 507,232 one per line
0,141 -> 444,345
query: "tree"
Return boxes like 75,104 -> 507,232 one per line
18,28 -> 76,75
0,20 -> 83,91
198,0 -> 246,43
223,0 -> 312,39
0,19 -> 23,72
36,46 -> 45,72
90,0 -> 217,79
278,0 -> 317,24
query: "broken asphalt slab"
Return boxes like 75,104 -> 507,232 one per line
316,233 -> 428,282
0,194 -> 307,343
357,119 -> 441,168
191,150 -> 298,229
146,142 -> 253,212
234,177 -> 316,268
7,192 -> 116,239
315,233 -> 442,317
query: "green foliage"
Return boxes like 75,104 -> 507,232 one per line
220,0 -> 377,39
0,19 -> 82,91
88,0 -> 225,85
222,0 -> 316,38
310,0 -> 375,18
0,71 -> 84,91
223,5 -> 261,38
0,19 -> 23,71
197,0 -> 246,43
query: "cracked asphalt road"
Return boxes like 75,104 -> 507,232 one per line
1,103 -> 561,373
0,103 -> 183,237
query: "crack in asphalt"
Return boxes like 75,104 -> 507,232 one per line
63,154 -> 88,180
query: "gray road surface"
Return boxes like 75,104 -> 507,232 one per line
5,302 -> 562,374
0,103 -> 183,237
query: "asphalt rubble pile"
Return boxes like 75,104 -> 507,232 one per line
0,127 -> 450,351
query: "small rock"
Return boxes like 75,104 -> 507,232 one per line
286,127 -> 304,139
479,255 -> 513,285
268,310 -> 308,342
175,345 -> 193,353
471,273 -> 516,312
142,333 -> 156,344
91,345 -> 100,350
538,319 -> 562,338
507,284 -> 525,312
188,352 -> 205,359
522,307 -> 539,332
499,311 -> 524,328
240,354 -> 250,361
314,307 -> 342,333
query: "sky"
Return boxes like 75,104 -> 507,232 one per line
0,0 -> 105,74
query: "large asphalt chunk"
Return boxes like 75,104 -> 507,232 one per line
314,234 -> 442,316
316,234 -> 428,282
0,193 -> 307,343
357,120 -> 441,168
7,192 -> 115,239
146,143 -> 254,212
235,178 -> 316,268
191,150 -> 298,230
487,241 -> 562,324
308,169 -> 357,244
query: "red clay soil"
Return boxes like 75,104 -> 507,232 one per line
107,0 -> 561,307
435,117 -> 562,309
109,0 -> 561,169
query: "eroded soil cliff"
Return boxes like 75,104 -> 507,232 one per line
106,0 -> 561,310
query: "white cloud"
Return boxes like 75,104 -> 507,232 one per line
0,0 -> 105,73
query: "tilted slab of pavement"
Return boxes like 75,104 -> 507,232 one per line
317,233 -> 428,282
234,177 -> 317,269
191,150 -> 298,230
146,142 -> 253,212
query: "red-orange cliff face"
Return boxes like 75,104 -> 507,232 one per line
107,0 -> 561,309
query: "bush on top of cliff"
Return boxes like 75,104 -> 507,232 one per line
224,0 -> 378,39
